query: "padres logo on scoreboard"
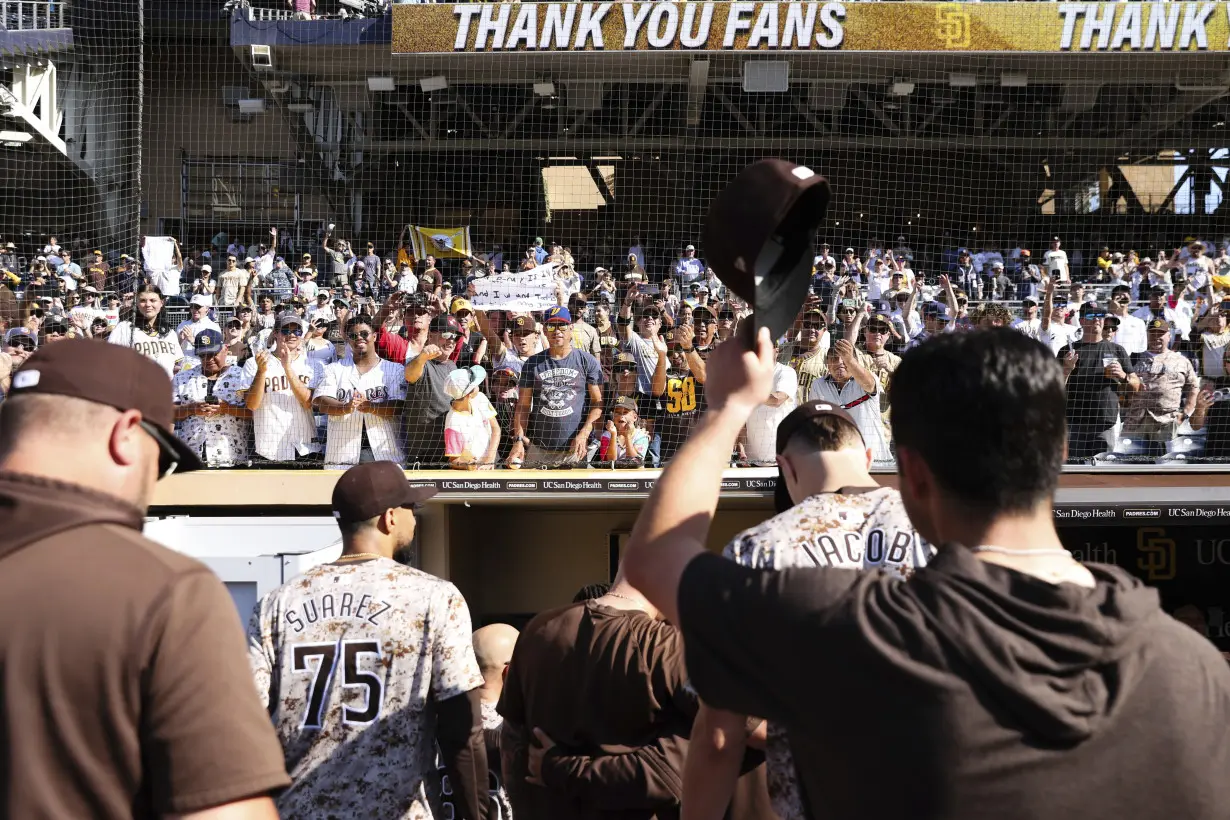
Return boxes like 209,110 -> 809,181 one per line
934,4 -> 971,48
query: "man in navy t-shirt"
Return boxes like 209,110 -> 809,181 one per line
508,306 -> 604,467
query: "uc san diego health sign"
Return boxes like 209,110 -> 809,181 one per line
393,2 -> 1230,54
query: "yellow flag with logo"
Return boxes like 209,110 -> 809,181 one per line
408,226 -> 472,260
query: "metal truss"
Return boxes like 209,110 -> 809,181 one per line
0,59 -> 64,154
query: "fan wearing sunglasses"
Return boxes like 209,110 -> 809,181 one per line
4,327 -> 37,366
304,316 -> 337,367
240,312 -> 325,464
312,316 -> 407,469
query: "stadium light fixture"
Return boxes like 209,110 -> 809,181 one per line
419,75 -> 448,93
533,80 -> 556,97
889,81 -> 915,97
250,45 -> 273,72
0,130 -> 31,146
237,98 -> 266,114
286,102 -> 314,113
1001,73 -> 1028,88
367,77 -> 396,92
949,73 -> 977,88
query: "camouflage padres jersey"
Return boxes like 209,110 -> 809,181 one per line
722,486 -> 933,820
248,556 -> 484,820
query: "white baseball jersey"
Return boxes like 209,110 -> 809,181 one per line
723,487 -> 932,820
238,352 -> 324,461
808,376 -> 893,464
247,556 -> 484,820
313,357 -> 407,468
107,322 -> 183,378
171,365 -> 251,467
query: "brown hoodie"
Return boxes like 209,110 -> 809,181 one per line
0,470 -> 289,818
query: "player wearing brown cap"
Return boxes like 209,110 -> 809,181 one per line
0,340 -> 289,818
682,400 -> 928,820
247,461 -> 490,820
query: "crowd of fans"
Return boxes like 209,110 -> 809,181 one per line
0,229 -> 1227,468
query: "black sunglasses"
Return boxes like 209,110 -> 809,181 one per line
8,339 -> 35,351
138,420 -> 180,479
280,326 -> 305,337
348,330 -> 373,341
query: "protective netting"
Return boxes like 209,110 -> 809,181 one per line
2,1 -> 1229,470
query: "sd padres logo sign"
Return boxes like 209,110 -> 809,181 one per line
934,4 -> 971,48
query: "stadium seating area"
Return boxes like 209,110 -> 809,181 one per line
2,229 -> 1227,470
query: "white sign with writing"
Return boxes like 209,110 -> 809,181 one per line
469,263 -> 578,312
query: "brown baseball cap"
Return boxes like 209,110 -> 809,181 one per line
612,352 -> 637,371
331,461 -> 438,525
611,395 -> 639,413
8,339 -> 202,476
703,159 -> 831,341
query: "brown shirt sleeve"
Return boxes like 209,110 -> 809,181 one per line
139,569 -> 290,814
677,553 -> 862,727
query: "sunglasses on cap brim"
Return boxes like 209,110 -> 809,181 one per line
138,419 -> 201,478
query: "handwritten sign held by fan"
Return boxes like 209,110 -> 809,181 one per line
470,263 -> 578,312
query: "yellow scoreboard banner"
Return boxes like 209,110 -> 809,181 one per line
393,2 -> 1230,54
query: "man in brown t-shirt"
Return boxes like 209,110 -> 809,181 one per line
498,575 -> 773,819
0,340 -> 290,819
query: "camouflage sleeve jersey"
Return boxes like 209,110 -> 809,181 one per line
247,557 -> 484,820
721,487 -> 933,820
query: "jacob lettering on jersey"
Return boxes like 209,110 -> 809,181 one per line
724,487 -> 931,577
722,400 -> 934,820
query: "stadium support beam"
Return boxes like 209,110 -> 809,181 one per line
686,59 -> 709,128
1119,88 -> 1229,147
0,61 -> 65,155
629,86 -> 670,137
452,92 -> 493,138
789,94 -> 829,135
361,136 -> 1208,155
393,102 -> 430,141
852,90 -> 901,136
713,89 -> 757,135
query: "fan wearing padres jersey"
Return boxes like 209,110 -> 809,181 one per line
172,329 -> 252,467
108,283 -> 183,377
682,401 -> 932,820
248,461 -> 491,820
313,315 -> 407,469
241,311 -> 325,462
655,323 -> 707,461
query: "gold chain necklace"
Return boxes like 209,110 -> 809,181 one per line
336,552 -> 386,561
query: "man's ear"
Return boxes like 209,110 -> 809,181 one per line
896,447 -> 930,505
108,409 -> 147,469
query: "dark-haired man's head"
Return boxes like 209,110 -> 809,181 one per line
889,330 -> 1066,544
774,402 -> 873,512
573,582 -> 612,603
